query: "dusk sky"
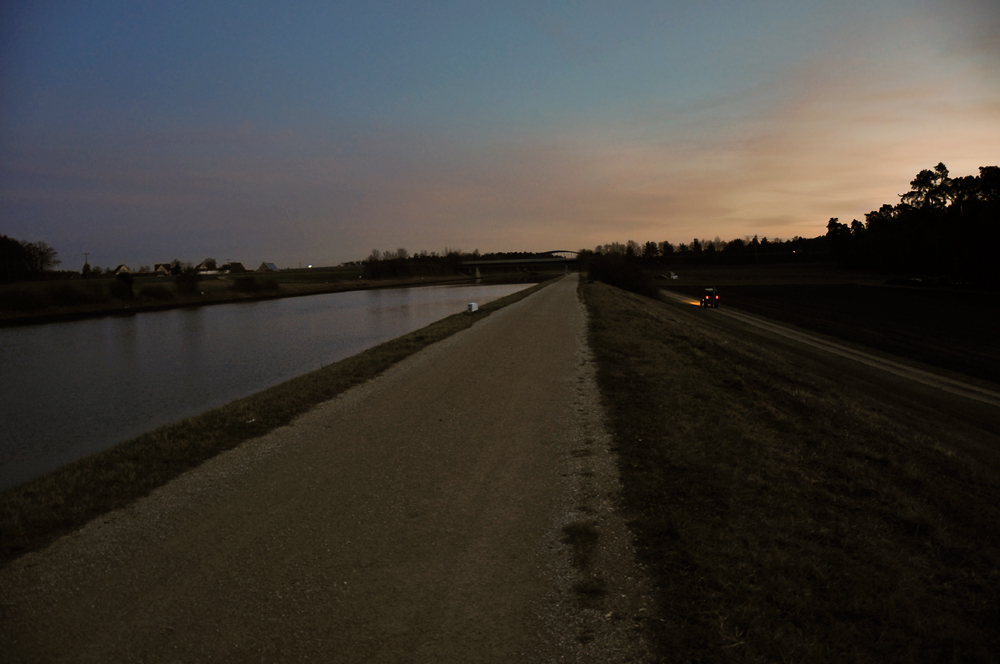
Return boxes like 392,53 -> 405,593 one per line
2,1 -> 998,270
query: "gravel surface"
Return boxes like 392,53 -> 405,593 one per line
0,274 -> 654,663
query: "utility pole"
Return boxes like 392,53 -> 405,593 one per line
82,252 -> 89,266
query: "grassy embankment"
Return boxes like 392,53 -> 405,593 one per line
582,278 -> 999,662
0,266 -> 534,326
0,278 -> 557,568
665,279 -> 1000,385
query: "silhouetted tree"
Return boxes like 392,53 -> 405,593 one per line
1,235 -> 31,282
0,236 -> 60,282
900,162 -> 952,209
625,240 -> 640,259
723,237 -> 747,263
826,163 -> 999,282
826,218 -> 852,260
597,242 -> 627,257
26,241 -> 60,274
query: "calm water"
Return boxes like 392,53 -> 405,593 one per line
0,282 -> 530,489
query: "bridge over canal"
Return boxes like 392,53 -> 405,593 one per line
460,250 -> 579,271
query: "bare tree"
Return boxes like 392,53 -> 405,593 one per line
601,242 -> 626,256
25,241 -> 60,273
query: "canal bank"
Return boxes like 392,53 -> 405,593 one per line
0,279 -> 557,566
0,273 -> 653,663
1,281 -> 536,490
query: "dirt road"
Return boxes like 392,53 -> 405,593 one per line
0,274 -> 652,663
660,289 -> 1000,408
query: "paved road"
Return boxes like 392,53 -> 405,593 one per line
661,289 -> 1000,408
0,274 -> 652,663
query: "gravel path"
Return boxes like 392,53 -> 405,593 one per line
1,274 -> 653,663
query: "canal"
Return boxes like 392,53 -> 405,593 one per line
0,282 -> 531,489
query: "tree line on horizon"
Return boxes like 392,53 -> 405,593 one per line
826,163 -> 998,283
0,238 -> 250,284
6,163 -> 995,286
582,163 -> 998,286
360,247 -> 557,278
359,236 -> 822,280
580,234 -> 823,266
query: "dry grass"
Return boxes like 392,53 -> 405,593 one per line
0,279 -> 556,568
581,280 -> 1000,663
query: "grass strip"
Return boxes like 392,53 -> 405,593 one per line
581,280 -> 1000,663
0,278 -> 556,568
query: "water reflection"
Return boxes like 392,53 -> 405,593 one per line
0,283 -> 529,489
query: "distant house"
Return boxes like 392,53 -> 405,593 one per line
225,262 -> 247,273
258,262 -> 278,272
154,263 -> 171,276
114,264 -> 131,275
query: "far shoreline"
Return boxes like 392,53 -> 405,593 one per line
0,271 -> 557,329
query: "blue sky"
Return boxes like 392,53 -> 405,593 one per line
2,1 -> 998,269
